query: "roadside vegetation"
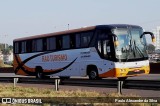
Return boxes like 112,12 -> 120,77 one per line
0,61 -> 13,67
0,84 -> 159,106
0,43 -> 13,68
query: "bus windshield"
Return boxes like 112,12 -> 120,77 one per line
113,28 -> 148,61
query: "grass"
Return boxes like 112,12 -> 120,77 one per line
0,84 -> 159,106
0,85 -> 101,97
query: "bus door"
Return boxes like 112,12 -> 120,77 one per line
79,48 -> 91,76
97,30 -> 113,72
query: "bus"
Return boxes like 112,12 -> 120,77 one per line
13,24 -> 155,80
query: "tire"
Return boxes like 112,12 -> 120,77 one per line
118,77 -> 127,81
88,69 -> 99,80
35,67 -> 44,79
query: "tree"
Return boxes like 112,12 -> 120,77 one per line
2,48 -> 10,55
0,43 -> 13,55
147,44 -> 155,54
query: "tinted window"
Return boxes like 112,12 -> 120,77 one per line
14,42 -> 19,53
26,40 -> 32,53
62,35 -> 70,49
81,32 -> 93,47
76,34 -> 81,48
32,39 -> 43,52
21,41 -> 26,53
47,37 -> 56,50
36,39 -> 43,51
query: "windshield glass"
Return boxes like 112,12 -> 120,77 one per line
113,28 -> 148,61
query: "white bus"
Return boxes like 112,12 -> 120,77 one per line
13,24 -> 155,80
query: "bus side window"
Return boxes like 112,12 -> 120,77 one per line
75,33 -> 81,48
31,39 -> 43,52
81,32 -> 93,47
32,40 -> 36,52
21,41 -> 26,53
62,35 -> 70,49
14,42 -> 19,54
36,39 -> 43,51
47,37 -> 56,51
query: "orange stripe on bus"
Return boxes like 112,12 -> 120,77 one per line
16,69 -> 28,75
13,55 -> 22,70
99,69 -> 116,77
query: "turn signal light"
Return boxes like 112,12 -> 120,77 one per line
152,38 -> 156,43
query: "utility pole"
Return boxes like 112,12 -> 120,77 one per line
68,24 -> 70,30
4,35 -> 8,49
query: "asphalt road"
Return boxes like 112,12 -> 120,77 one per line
127,74 -> 160,80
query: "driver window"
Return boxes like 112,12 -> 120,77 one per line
97,30 -> 111,59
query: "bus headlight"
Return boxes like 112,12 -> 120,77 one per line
120,69 -> 126,73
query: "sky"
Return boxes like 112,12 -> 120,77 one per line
0,0 -> 160,45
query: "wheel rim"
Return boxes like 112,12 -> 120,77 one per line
37,72 -> 42,78
90,71 -> 97,79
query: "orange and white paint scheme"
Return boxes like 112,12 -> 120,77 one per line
13,24 -> 154,80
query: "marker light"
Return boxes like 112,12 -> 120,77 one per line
152,37 -> 156,43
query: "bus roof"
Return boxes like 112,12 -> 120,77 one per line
13,24 -> 141,42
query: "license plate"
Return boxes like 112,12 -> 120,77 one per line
134,70 -> 140,72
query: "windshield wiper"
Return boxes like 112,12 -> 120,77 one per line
131,39 -> 145,58
125,39 -> 135,62
135,45 -> 145,58
125,39 -> 145,61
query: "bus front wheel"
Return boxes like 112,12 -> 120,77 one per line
88,69 -> 99,80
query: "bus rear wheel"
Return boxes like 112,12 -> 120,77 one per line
35,67 -> 44,79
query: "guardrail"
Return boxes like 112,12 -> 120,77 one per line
0,77 -> 159,95
0,77 -> 61,91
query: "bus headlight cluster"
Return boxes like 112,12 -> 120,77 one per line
120,69 -> 126,73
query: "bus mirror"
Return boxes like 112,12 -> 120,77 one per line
114,41 -> 119,46
152,37 -> 156,43
140,32 -> 155,43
